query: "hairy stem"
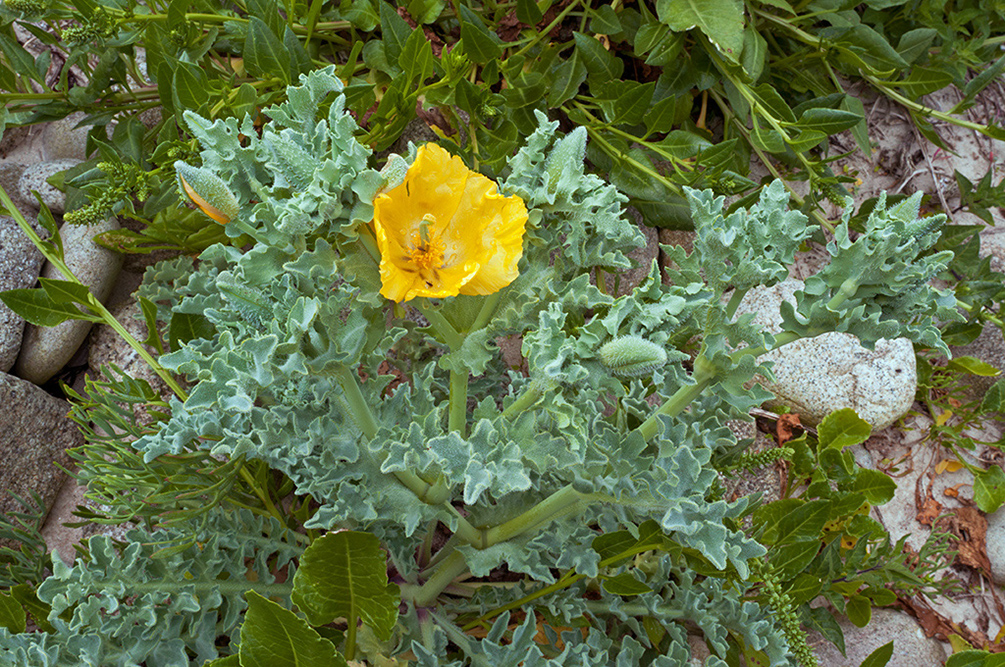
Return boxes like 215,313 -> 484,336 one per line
484,485 -> 588,546
501,378 -> 554,420
449,369 -> 469,437
410,550 -> 469,607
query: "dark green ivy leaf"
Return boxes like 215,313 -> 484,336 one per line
240,591 -> 347,667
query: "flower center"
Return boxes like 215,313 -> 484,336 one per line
408,214 -> 446,271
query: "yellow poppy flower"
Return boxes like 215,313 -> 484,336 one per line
373,144 -> 528,303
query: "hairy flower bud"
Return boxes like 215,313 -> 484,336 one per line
175,161 -> 239,225
599,335 -> 668,377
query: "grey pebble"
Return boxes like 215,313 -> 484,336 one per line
14,216 -> 123,385
17,159 -> 81,215
41,112 -> 99,162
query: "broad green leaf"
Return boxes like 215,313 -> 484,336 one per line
137,295 -> 165,354
10,584 -> 54,633
458,4 -> 503,64
784,574 -> 823,607
547,50 -> 587,106
961,54 -> 1005,104
750,116 -> 786,153
896,28 -> 937,64
244,16 -> 292,85
291,531 -> 400,641
573,32 -> 624,82
283,26 -> 312,77
246,0 -> 283,37
0,593 -> 25,633
842,94 -> 871,154
340,0 -> 380,31
406,0 -> 445,24
644,95 -> 691,134
796,108 -> 862,135
974,466 -> 1005,513
818,408 -> 871,450
38,277 -> 92,306
983,378 -> 1005,414
591,521 -> 674,566
399,25 -> 435,83
882,67 -> 954,99
591,5 -> 621,34
656,0 -> 744,63
748,83 -> 795,122
598,81 -> 655,125
0,288 -> 95,327
240,591 -> 347,667
835,24 -> 908,76
947,356 -> 1000,377
845,594 -> 872,628
168,311 -> 217,351
378,1 -> 412,64
201,655 -> 241,666
769,540 -> 819,576
516,0 -> 543,25
851,469 -> 896,505
602,572 -> 653,596
741,26 -> 767,81
945,652 -> 992,667
859,640 -> 893,667
772,499 -> 831,545
0,29 -> 42,85
171,60 -> 209,114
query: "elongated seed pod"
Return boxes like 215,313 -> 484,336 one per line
599,335 -> 668,377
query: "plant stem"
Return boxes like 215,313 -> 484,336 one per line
635,360 -> 717,442
724,287 -> 748,320
470,290 -> 503,332
333,365 -> 379,439
483,485 -> 587,546
345,609 -> 358,660
238,465 -> 285,525
415,299 -> 465,350
449,369 -> 469,437
411,550 -> 469,607
501,378 -> 554,420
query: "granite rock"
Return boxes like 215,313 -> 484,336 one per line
17,159 -> 81,215
0,372 -> 83,522
0,214 -> 45,372
950,323 -> 1005,401
734,278 -> 917,430
0,162 -> 34,220
811,607 -> 947,667
14,217 -> 123,385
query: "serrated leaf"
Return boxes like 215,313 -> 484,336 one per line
818,408 -> 871,450
656,0 -> 744,63
983,378 -> 1005,414
291,531 -> 400,641
458,3 -> 503,64
602,572 -> 652,596
240,591 -> 347,667
244,16 -> 292,85
859,640 -> 893,667
974,466 -> 1005,513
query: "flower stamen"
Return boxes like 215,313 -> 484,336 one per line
408,213 -> 446,272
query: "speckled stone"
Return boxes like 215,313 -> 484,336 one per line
0,162 -> 34,220
950,323 -> 1005,401
0,371 -> 83,526
17,159 -> 81,215
734,278 -> 917,430
41,112 -> 99,162
0,214 -> 45,372
14,216 -> 123,385
810,607 -> 947,666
